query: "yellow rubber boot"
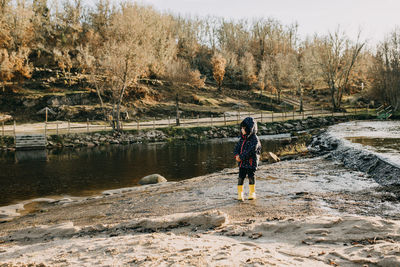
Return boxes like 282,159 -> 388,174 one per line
249,184 -> 256,200
237,185 -> 244,201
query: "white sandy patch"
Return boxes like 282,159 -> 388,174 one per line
0,203 -> 24,219
0,197 -> 83,222
1,212 -> 400,266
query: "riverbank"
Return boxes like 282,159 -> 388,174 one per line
310,120 -> 400,186
0,116 -> 359,151
1,151 -> 400,265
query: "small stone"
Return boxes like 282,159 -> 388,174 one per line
138,174 -> 167,185
87,142 -> 95,148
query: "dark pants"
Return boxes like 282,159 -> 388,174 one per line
238,168 -> 255,185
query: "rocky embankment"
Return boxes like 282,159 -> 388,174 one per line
0,116 -> 352,151
309,124 -> 400,186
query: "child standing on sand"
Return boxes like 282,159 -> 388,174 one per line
234,117 -> 262,201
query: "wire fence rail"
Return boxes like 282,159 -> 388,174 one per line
1,106 -> 374,138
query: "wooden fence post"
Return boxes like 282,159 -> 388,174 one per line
284,106 -> 286,119
272,111 -> 274,122
45,122 -> 47,136
13,121 -> 16,140
87,118 -> 89,133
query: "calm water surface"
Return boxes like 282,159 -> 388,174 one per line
0,137 -> 287,206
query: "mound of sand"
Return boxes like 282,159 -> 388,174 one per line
116,210 -> 228,231
1,212 -> 400,266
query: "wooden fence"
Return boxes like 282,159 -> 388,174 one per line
1,106 -> 373,137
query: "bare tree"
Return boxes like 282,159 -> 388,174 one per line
218,19 -> 251,58
0,49 -> 13,92
174,16 -> 201,67
259,53 -> 291,102
164,59 -> 205,125
239,51 -> 257,87
80,4 -> 155,131
53,48 -> 72,84
314,29 -> 365,110
211,53 -> 226,92
369,28 -> 400,110
285,43 -> 321,111
0,0 -> 12,50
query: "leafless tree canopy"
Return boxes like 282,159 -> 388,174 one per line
369,28 -> 400,110
1,0 -> 398,111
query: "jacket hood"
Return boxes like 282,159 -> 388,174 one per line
240,117 -> 257,136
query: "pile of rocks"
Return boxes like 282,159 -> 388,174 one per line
49,130 -> 168,148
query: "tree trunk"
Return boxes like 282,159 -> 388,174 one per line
277,90 -> 281,103
94,81 -> 108,123
298,85 -> 303,112
111,104 -> 117,130
116,102 -> 121,132
175,93 -> 180,126
330,85 -> 339,111
116,86 -> 127,132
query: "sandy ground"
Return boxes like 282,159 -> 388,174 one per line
1,156 -> 400,266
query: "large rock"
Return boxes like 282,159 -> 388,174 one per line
23,98 -> 39,108
138,174 -> 167,185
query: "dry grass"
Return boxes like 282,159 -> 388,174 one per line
276,143 -> 308,157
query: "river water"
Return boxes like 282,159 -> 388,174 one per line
2,120 -> 399,209
328,121 -> 400,167
0,135 -> 291,206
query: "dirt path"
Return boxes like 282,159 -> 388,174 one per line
1,110 -> 350,137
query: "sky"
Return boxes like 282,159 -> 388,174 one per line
137,0 -> 400,45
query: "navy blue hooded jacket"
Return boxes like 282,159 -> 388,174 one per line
233,117 -> 262,170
